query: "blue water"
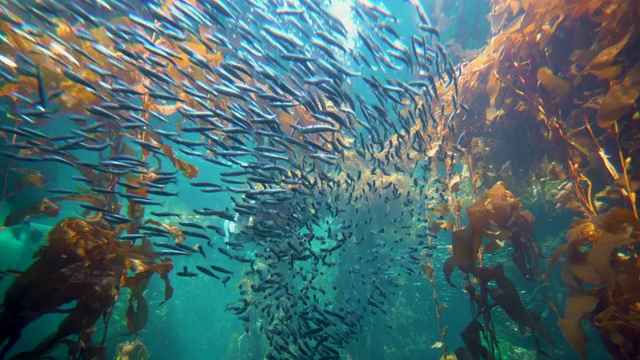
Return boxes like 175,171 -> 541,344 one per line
0,0 -> 622,359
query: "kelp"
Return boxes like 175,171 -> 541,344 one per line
420,248 -> 449,357
1,198 -> 60,228
445,0 -> 640,357
452,0 -> 640,218
115,339 -> 149,360
0,4 -> 227,357
551,207 -> 640,359
7,168 -> 47,194
444,182 -> 540,284
0,218 -> 118,359
476,265 -> 552,345
443,182 -> 550,357
0,216 -> 174,359
453,320 -> 493,360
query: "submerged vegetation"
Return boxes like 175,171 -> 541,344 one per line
446,0 -> 640,358
0,0 -> 637,359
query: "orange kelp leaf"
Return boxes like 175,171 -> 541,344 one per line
485,107 -> 505,122
591,207 -> 640,236
466,196 -> 488,231
559,294 -> 599,359
9,172 -> 47,193
478,265 -> 553,345
127,239 -> 160,269
546,243 -> 568,275
153,259 -> 174,304
565,207 -> 640,285
126,293 -> 149,334
44,218 -> 117,256
486,70 -> 501,107
0,215 -> 120,359
429,219 -> 449,233
591,305 -> 626,332
451,227 -> 478,274
127,200 -> 145,222
420,262 -> 434,282
50,194 -> 110,210
596,62 -> 640,128
510,210 -> 536,235
586,25 -> 634,80
145,219 -> 185,244
443,257 -> 457,287
124,272 -> 151,333
566,219 -> 596,244
419,250 -> 435,282
2,198 -> 61,228
586,232 -> 636,285
537,67 -> 570,99
160,144 -> 199,179
487,1 -> 510,34
566,248 -> 603,286
486,182 -> 520,227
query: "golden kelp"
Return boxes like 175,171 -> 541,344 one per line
452,0 -> 639,218
0,217 -> 174,359
443,182 -> 550,357
551,208 -> 640,358
443,1 -> 640,355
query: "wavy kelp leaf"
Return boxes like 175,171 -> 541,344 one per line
559,294 -> 599,359
477,265 -> 553,346
126,277 -> 150,334
50,194 -> 110,209
466,195 -> 489,232
457,320 -> 489,360
565,208 -> 640,286
430,219 -> 455,233
2,198 -> 61,228
0,218 -> 120,358
597,62 -> 640,128
537,67 -> 571,99
586,232 -> 636,285
145,219 -> 185,244
512,210 -> 536,235
160,143 -> 199,179
451,227 -> 477,274
485,182 -> 521,228
153,259 -> 174,304
128,238 -> 161,265
486,70 -> 501,107
591,207 -> 640,236
566,247 -> 604,286
9,170 -> 47,193
443,257 -> 457,288
586,25 -> 635,80
546,244 -> 568,277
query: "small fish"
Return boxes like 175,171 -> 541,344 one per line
155,249 -> 192,256
35,66 -> 47,111
196,265 -> 220,279
150,211 -> 182,219
210,265 -> 233,275
177,266 -> 197,278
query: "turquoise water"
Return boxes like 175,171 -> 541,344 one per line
0,0 -> 631,359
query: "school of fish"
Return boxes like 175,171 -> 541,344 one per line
0,0 -> 462,358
